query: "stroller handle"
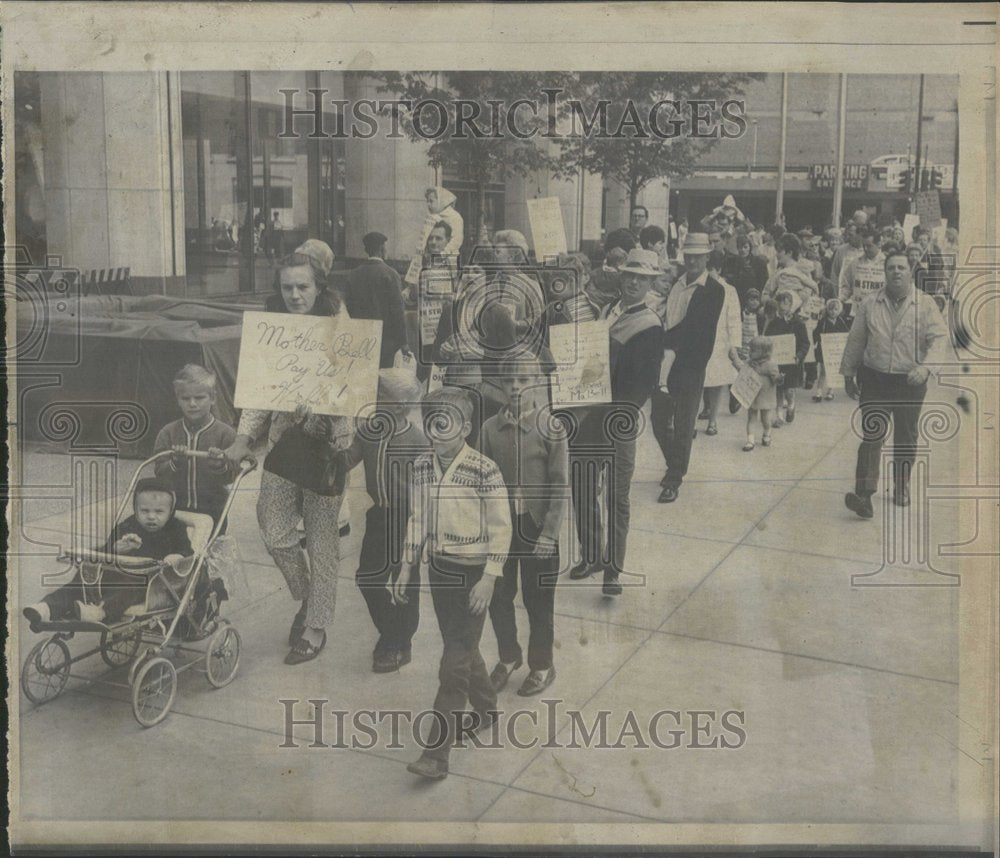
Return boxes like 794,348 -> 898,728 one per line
174,448 -> 257,472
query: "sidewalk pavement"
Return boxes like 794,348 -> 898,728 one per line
11,385 -> 968,824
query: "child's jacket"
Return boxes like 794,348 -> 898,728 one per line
405,443 -> 511,577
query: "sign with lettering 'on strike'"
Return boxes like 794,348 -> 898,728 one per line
234,311 -> 382,418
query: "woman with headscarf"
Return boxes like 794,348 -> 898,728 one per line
224,244 -> 353,665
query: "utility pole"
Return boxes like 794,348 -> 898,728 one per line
776,73 -> 788,225
833,74 -> 848,227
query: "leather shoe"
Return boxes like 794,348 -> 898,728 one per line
406,756 -> 448,780
893,487 -> 910,507
844,492 -> 874,519
658,485 -> 679,503
489,657 -> 522,692
284,630 -> 326,665
517,666 -> 556,696
568,560 -> 594,580
602,573 -> 622,596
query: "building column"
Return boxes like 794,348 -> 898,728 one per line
40,72 -> 185,294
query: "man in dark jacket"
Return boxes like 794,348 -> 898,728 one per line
650,232 -> 726,503
571,248 -> 662,596
344,231 -> 409,368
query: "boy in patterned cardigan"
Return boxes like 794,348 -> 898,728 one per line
396,386 -> 511,780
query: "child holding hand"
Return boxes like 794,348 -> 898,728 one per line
732,337 -> 784,451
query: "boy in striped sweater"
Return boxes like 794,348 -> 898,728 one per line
396,386 -> 512,780
153,365 -> 236,526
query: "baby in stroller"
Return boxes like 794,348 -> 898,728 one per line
23,477 -> 207,630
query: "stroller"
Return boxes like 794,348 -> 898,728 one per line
19,449 -> 257,727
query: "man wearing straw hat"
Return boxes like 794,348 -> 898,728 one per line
570,247 -> 662,596
650,232 -> 726,504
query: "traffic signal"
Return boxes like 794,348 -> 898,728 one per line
929,168 -> 943,189
899,167 -> 913,192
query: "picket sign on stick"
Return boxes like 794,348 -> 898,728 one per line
768,333 -> 798,365
234,311 -> 382,417
817,331 -> 851,389
527,197 -> 568,263
549,320 -> 611,407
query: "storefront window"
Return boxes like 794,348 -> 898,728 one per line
180,71 -> 346,298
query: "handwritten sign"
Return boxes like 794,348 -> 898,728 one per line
234,311 -> 381,417
549,320 -> 611,407
817,331 -> 850,388
768,333 -> 797,365
731,363 -> 765,410
902,213 -> 921,242
527,197 -> 568,263
913,191 -> 942,229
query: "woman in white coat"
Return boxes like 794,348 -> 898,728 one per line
700,250 -> 743,435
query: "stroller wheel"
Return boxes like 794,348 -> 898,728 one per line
100,627 -> 142,668
21,637 -> 71,704
205,624 -> 241,689
132,657 -> 177,727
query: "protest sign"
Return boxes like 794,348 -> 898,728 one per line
817,331 -> 850,388
902,213 -> 921,241
803,317 -> 818,363
549,320 -> 611,407
913,190 -> 942,228
527,196 -> 568,262
234,311 -> 381,417
768,333 -> 797,365
804,295 -> 826,317
731,363 -> 765,410
419,296 -> 446,343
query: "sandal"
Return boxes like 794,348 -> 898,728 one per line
761,435 -> 772,447
285,629 -> 327,665
705,424 -> 718,436
742,441 -> 755,452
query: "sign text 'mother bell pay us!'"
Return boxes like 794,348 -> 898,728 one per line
233,311 -> 383,418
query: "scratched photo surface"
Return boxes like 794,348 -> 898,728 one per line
3,3 -> 997,853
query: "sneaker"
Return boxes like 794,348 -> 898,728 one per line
824,392 -> 835,401
845,492 -> 874,519
22,602 -> 50,631
406,756 -> 448,780
517,666 -> 556,696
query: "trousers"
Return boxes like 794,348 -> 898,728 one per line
649,376 -> 704,488
421,556 -> 497,762
488,512 -> 559,671
854,365 -> 927,496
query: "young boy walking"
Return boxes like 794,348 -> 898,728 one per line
480,355 -> 568,697
397,387 -> 512,780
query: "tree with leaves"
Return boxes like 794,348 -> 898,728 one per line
552,72 -> 764,211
